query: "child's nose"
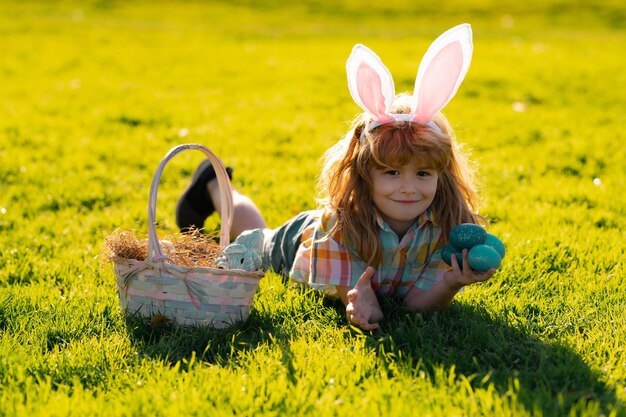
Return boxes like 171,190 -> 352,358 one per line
399,175 -> 417,193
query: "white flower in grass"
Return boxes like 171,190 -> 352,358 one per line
512,102 -> 527,112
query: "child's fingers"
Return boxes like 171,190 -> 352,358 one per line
461,249 -> 471,275
353,314 -> 378,330
451,253 -> 461,273
346,309 -> 378,331
475,268 -> 496,282
452,250 -> 497,285
346,303 -> 355,316
355,266 -> 375,287
346,301 -> 378,331
360,321 -> 379,331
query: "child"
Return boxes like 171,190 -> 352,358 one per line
176,24 -> 496,330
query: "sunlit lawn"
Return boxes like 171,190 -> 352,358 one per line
1,1 -> 625,415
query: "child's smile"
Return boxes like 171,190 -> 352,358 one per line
369,156 -> 438,237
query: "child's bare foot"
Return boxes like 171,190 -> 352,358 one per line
345,267 -> 383,330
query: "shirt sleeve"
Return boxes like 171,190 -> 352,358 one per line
414,247 -> 450,292
289,222 -> 359,295
289,225 -> 315,285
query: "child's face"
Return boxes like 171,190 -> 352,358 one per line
369,155 -> 438,236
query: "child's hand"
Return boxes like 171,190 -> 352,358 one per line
345,267 -> 383,331
444,249 -> 496,289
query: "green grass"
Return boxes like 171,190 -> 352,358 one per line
1,0 -> 625,415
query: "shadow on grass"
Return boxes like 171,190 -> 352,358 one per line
123,275 -> 345,366
123,293 -> 620,415
367,299 -> 620,416
123,311 -> 284,367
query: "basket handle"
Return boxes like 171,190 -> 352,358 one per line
147,144 -> 234,263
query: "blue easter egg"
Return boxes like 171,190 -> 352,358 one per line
468,244 -> 502,272
449,223 -> 487,250
484,233 -> 506,258
441,244 -> 463,268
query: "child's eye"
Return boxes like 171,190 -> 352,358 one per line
417,171 -> 431,177
384,170 -> 400,176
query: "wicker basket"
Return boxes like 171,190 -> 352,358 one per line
113,144 -> 264,328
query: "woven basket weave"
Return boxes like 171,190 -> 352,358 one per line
113,144 -> 263,328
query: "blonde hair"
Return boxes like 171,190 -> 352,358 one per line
317,94 -> 482,266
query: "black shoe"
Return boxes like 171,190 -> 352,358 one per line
175,160 -> 233,232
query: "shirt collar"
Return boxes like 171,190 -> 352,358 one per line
372,207 -> 436,233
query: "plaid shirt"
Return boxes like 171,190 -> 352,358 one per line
290,208 -> 448,298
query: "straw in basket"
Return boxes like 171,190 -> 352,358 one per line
113,144 -> 264,328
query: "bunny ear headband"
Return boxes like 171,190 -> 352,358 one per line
346,23 -> 473,139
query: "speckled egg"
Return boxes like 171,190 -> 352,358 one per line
468,244 -> 502,272
441,244 -> 463,268
484,233 -> 506,258
449,223 -> 487,250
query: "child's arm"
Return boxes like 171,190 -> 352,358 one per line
404,249 -> 496,312
289,228 -> 383,330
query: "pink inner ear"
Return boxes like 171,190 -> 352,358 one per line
413,41 -> 463,123
357,62 -> 393,122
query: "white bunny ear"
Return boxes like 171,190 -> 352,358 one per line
347,44 -> 395,124
411,24 -> 473,123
